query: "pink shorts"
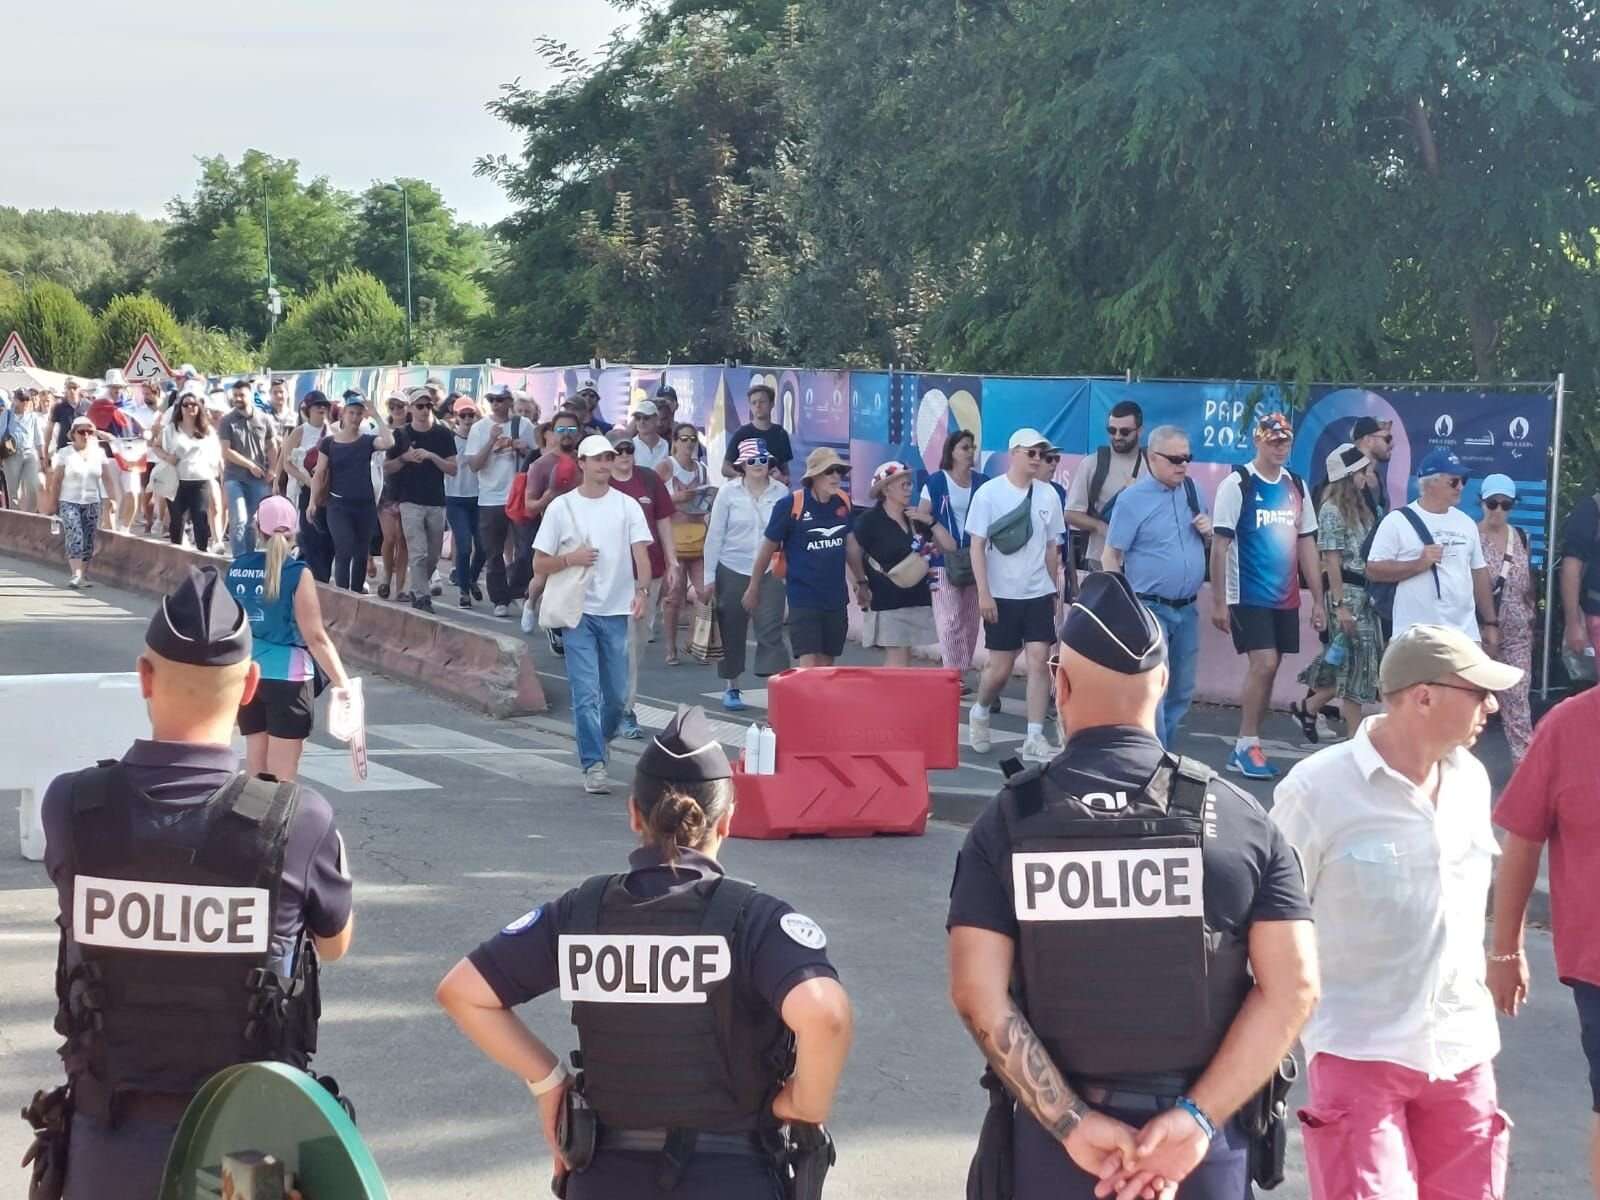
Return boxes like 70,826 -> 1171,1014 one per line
1298,1054 -> 1510,1200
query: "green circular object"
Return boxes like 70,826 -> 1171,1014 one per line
159,1062 -> 389,1199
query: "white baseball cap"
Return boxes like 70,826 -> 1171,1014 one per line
631,398 -> 659,417
1008,427 -> 1053,451
103,368 -> 127,387
577,434 -> 616,459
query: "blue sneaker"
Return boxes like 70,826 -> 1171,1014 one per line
1226,745 -> 1279,779
722,688 -> 746,712
618,712 -> 644,740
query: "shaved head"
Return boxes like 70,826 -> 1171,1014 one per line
1054,642 -> 1167,739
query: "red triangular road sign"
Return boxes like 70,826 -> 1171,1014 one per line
0,330 -> 37,371
123,333 -> 173,385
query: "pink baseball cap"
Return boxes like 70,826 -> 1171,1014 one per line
255,495 -> 298,537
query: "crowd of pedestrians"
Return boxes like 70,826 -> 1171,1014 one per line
3,370 -> 1588,791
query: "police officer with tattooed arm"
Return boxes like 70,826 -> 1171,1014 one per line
947,572 -> 1318,1200
436,705 -> 852,1200
20,566 -> 355,1200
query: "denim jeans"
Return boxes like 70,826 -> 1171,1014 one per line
446,495 -> 487,589
1148,599 -> 1199,748
563,613 -> 630,769
225,475 -> 272,556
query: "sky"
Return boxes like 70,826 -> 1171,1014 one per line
4,0 -> 632,227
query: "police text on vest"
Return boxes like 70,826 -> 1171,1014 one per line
73,875 -> 271,953
558,935 -> 731,1003
1012,849 -> 1204,921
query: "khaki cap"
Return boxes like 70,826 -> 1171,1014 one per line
1380,624 -> 1524,694
801,447 -> 848,480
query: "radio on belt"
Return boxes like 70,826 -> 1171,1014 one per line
1011,848 -> 1204,922
558,934 -> 733,1004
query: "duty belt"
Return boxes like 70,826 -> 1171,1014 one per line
1078,1085 -> 1182,1115
597,1128 -> 769,1159
1136,593 -> 1196,609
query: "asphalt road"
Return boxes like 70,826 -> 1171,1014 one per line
0,554 -> 1589,1198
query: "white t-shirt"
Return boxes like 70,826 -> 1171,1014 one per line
631,435 -> 670,473
445,432 -> 480,499
946,477 -> 973,537
282,421 -> 325,503
1368,502 -> 1487,640
533,487 -> 654,617
964,476 -> 1065,600
464,415 -> 535,506
170,428 -> 223,482
57,444 -> 109,505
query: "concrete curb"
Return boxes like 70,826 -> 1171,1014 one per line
0,508 -> 546,718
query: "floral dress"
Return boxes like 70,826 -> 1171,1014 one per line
1297,500 -> 1383,704
1481,525 -> 1535,761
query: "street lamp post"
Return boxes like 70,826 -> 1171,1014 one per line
389,181 -> 413,363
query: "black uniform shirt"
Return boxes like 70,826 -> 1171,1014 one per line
947,725 -> 1312,937
471,845 -> 838,1013
42,739 -> 352,969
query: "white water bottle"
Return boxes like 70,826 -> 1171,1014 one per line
757,724 -> 777,775
744,722 -> 762,772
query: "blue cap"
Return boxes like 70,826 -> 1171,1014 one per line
1480,473 -> 1515,500
1417,447 -> 1467,479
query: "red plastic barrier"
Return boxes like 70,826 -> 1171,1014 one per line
766,667 -> 961,770
730,751 -> 930,839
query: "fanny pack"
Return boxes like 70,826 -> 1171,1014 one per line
869,551 -> 929,590
986,490 -> 1033,555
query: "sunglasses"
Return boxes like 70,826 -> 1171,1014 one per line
180,401 -> 200,410
1429,680 -> 1493,703
1483,497 -> 1513,510
825,466 -> 849,477
1444,476 -> 1465,489
1153,451 -> 1193,466
1107,425 -> 1139,437
742,454 -> 772,466
1020,448 -> 1045,460
554,424 -> 579,434
1372,433 -> 1394,444
72,429 -> 90,436
676,433 -> 697,442
1044,454 -> 1061,465
615,444 -> 636,455
457,413 -> 479,421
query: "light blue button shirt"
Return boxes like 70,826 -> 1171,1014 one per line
1105,474 -> 1207,600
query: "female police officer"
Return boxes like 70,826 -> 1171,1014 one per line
436,705 -> 853,1198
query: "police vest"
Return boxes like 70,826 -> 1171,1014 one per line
999,755 -> 1250,1081
53,763 -> 320,1123
562,872 -> 792,1134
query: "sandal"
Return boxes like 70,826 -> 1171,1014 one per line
1289,699 -> 1320,745
665,652 -> 681,666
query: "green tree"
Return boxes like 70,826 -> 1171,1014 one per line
265,270 -> 405,369
0,208 -> 166,307
6,282 -> 96,375
353,179 -> 491,331
91,292 -> 191,375
477,2 -> 797,364
180,323 -> 258,375
157,150 -> 356,342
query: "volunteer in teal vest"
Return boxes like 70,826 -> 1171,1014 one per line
226,495 -> 352,781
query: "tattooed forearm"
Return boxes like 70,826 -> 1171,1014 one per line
963,1003 -> 1087,1139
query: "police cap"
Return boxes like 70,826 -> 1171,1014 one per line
1058,571 -> 1165,674
145,565 -> 251,666
638,705 -> 731,783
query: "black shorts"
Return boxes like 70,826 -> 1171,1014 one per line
984,594 -> 1057,652
1574,982 -> 1600,1112
238,678 -> 315,740
1228,604 -> 1300,655
788,607 -> 848,659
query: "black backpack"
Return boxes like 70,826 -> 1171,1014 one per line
1363,506 -> 1438,623
1077,447 -> 1148,567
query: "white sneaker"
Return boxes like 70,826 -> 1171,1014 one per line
520,601 -> 537,634
67,574 -> 83,589
583,764 -> 611,794
1021,733 -> 1056,764
1315,715 -> 1344,741
493,603 -> 511,618
969,708 -> 992,753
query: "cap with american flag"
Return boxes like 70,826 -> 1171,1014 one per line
736,437 -> 770,463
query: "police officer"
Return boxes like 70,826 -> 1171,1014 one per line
947,572 -> 1317,1200
436,705 -> 853,1199
27,566 -> 355,1200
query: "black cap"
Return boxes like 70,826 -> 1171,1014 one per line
145,566 -> 251,667
655,383 -> 678,402
637,705 -> 731,783
1350,416 -> 1390,440
1057,572 -> 1165,675
304,390 -> 331,408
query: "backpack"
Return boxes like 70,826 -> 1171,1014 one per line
1363,505 -> 1438,624
1074,446 -> 1147,567
1099,476 -> 1199,523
